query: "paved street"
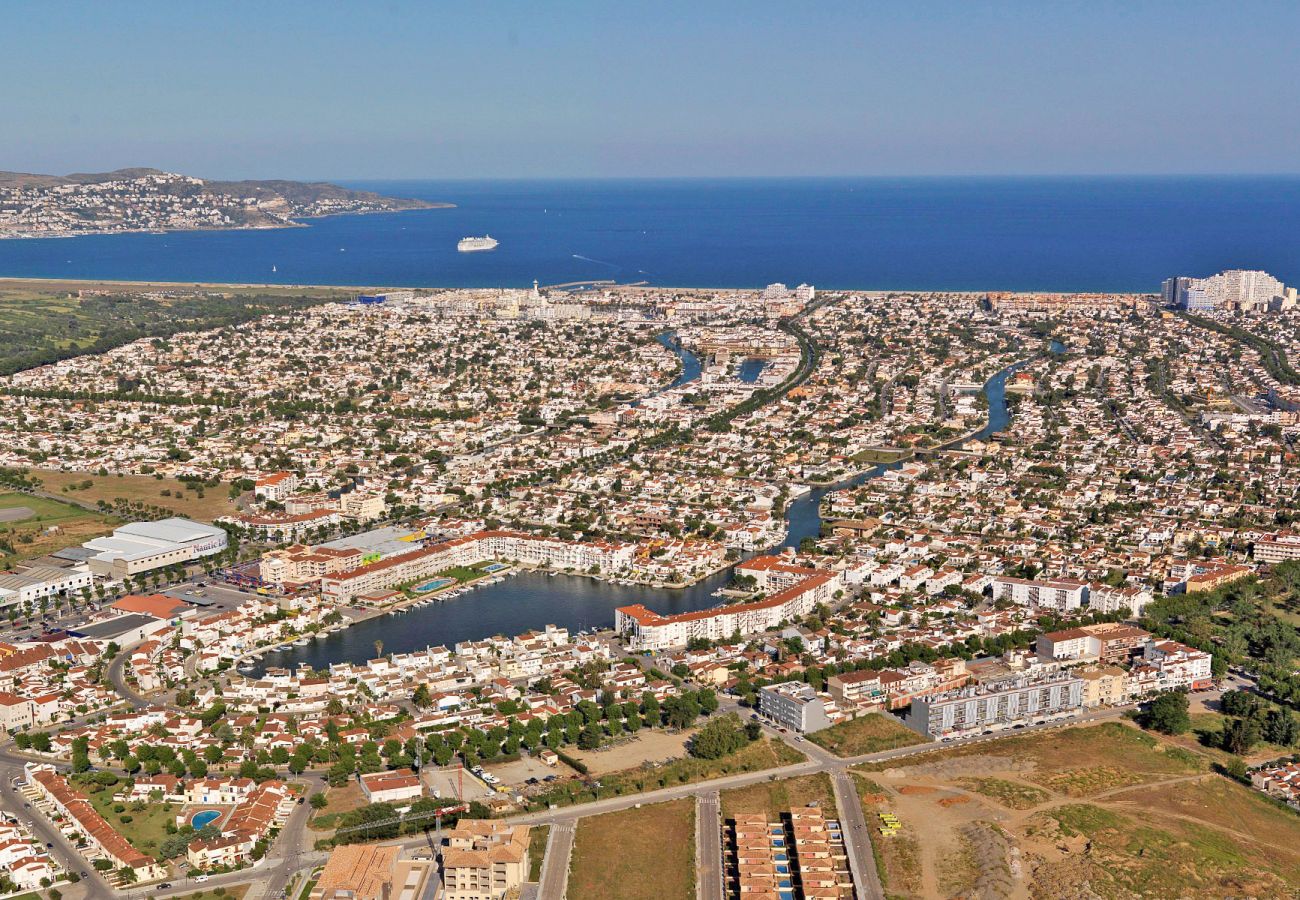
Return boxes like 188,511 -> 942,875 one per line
537,819 -> 575,899
696,792 -> 723,900
832,768 -> 884,900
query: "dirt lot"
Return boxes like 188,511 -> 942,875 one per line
423,766 -> 490,802
484,754 -> 554,786
569,727 -> 695,775
568,798 -> 696,900
852,720 -> 1300,899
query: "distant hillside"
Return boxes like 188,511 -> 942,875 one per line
0,168 -> 449,237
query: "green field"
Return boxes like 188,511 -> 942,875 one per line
0,490 -> 117,567
807,713 -> 927,757
71,774 -> 181,861
0,279 -> 353,377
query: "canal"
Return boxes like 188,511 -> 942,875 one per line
250,344 -> 1042,672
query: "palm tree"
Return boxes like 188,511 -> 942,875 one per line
373,639 -> 384,659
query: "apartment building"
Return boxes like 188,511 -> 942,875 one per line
1255,533 -> 1300,564
992,576 -> 1088,612
1036,623 -> 1151,665
1087,583 -> 1153,616
906,671 -> 1085,740
254,471 -> 299,502
311,844 -> 436,900
615,558 -> 841,650
759,681 -> 833,733
440,820 -> 531,900
28,765 -> 166,882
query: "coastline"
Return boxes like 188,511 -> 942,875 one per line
0,202 -> 454,242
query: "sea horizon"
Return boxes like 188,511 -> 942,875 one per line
1,174 -> 1297,292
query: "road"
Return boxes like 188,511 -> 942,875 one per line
832,768 -> 884,900
695,792 -> 723,900
0,753 -> 115,899
537,819 -> 575,899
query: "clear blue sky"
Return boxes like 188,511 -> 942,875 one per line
4,1 -> 1298,179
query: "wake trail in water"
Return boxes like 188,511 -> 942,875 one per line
572,253 -> 621,270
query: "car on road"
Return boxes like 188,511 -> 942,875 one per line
160,883 -> 172,889
194,874 -> 209,883
44,842 -> 52,848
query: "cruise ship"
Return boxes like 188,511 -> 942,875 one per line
457,235 -> 499,252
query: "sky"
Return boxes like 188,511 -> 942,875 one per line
3,1 -> 1299,180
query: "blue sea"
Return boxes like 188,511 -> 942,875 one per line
1,177 -> 1298,291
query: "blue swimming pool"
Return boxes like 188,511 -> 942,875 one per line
191,810 -> 221,829
413,577 -> 455,593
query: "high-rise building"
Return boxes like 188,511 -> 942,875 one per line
1162,269 -> 1288,312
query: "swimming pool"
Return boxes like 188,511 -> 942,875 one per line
191,809 -> 221,829
413,577 -> 455,593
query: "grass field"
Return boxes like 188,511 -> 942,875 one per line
34,469 -> 239,521
527,823 -> 550,882
568,799 -> 695,900
72,774 -> 179,861
719,771 -> 836,820
527,737 -> 804,811
807,713 -> 927,757
0,490 -> 118,567
0,279 -> 354,377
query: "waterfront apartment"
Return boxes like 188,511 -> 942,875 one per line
615,560 -> 841,650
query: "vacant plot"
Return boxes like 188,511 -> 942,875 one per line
1034,793 -> 1300,899
862,721 -> 1205,797
807,713 -> 927,757
568,799 -> 695,900
847,720 -> 1300,899
0,490 -> 118,567
958,777 -> 1049,809
528,737 -> 803,811
569,726 -> 694,775
720,771 -> 835,820
308,782 -> 367,831
34,469 -> 238,521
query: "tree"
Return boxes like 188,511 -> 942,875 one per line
577,722 -> 604,750
412,683 -> 432,708
689,713 -> 750,760
310,791 -> 328,810
1219,716 -> 1261,754
1141,690 -> 1191,735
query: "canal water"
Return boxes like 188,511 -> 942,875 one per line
250,343 -> 1040,672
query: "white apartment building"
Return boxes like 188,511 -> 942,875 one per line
615,568 -> 841,651
1254,533 -> 1300,564
759,681 -> 833,733
992,576 -> 1088,612
906,671 -> 1085,740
